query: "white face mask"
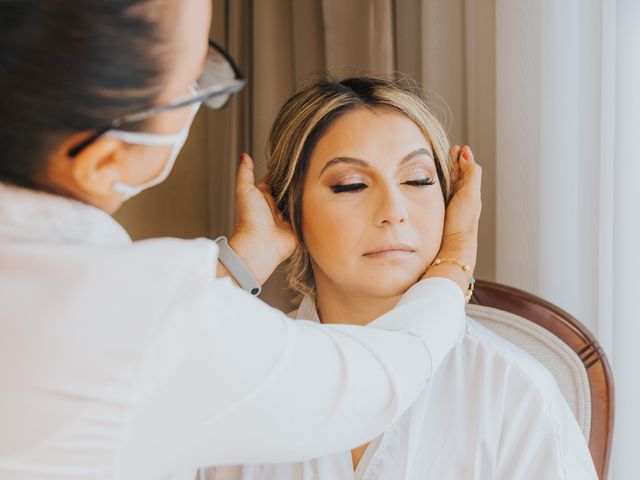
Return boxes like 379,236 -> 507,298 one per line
108,100 -> 201,200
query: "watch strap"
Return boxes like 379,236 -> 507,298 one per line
215,236 -> 262,296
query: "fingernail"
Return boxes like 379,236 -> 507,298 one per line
462,150 -> 470,161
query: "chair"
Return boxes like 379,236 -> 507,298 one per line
467,280 -> 614,480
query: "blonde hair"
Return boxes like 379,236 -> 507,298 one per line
267,76 -> 453,300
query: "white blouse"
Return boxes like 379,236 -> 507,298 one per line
205,296 -> 599,480
0,183 -> 465,479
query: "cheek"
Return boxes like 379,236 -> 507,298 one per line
301,191 -> 364,269
410,196 -> 445,255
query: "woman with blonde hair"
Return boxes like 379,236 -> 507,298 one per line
206,77 -> 597,479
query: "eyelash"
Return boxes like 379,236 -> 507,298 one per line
330,183 -> 367,193
330,178 -> 436,193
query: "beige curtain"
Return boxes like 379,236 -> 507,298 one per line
116,0 -> 496,310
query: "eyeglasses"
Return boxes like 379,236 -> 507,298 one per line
68,39 -> 245,157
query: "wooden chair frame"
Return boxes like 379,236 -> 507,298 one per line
469,280 -> 614,480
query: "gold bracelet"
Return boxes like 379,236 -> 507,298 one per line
430,257 -> 475,303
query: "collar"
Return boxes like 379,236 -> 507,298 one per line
294,295 -> 321,323
0,183 -> 131,246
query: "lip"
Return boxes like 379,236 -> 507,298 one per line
363,243 -> 416,258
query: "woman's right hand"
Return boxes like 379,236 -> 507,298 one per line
422,145 -> 482,291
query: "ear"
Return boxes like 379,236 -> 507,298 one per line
68,135 -> 125,197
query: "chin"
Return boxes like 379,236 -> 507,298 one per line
356,274 -> 419,299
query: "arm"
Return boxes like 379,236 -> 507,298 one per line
117,272 -> 465,477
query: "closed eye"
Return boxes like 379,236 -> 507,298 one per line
404,178 -> 436,187
330,183 -> 367,193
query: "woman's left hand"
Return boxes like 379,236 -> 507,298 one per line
227,153 -> 297,284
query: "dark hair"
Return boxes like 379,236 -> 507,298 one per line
0,0 -> 172,189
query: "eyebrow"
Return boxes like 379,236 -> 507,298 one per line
318,147 -> 434,178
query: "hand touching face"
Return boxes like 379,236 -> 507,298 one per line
301,107 -> 445,300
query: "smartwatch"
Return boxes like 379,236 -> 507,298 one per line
214,236 -> 262,296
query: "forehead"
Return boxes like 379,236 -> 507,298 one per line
140,0 -> 210,133
310,107 -> 432,168
158,0 -> 211,101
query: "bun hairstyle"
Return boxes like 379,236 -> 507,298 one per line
266,76 -> 453,300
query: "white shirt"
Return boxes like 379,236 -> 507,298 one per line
0,183 -> 465,479
205,296 -> 598,480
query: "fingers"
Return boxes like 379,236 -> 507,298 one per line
449,144 -> 462,163
459,146 -> 478,173
256,178 -> 289,224
446,144 -> 482,208
256,178 -> 277,209
448,145 -> 464,193
450,144 -> 481,178
236,153 -> 256,193
460,146 -> 482,195
449,144 -> 462,178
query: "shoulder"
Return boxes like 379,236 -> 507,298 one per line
458,316 -> 560,392
432,316 -> 572,424
453,319 -> 597,478
445,317 -> 587,446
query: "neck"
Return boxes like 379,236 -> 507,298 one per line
314,281 -> 402,326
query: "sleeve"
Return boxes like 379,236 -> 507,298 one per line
117,274 -> 465,477
494,365 -> 599,480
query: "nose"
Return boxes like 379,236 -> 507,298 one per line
373,184 -> 408,227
